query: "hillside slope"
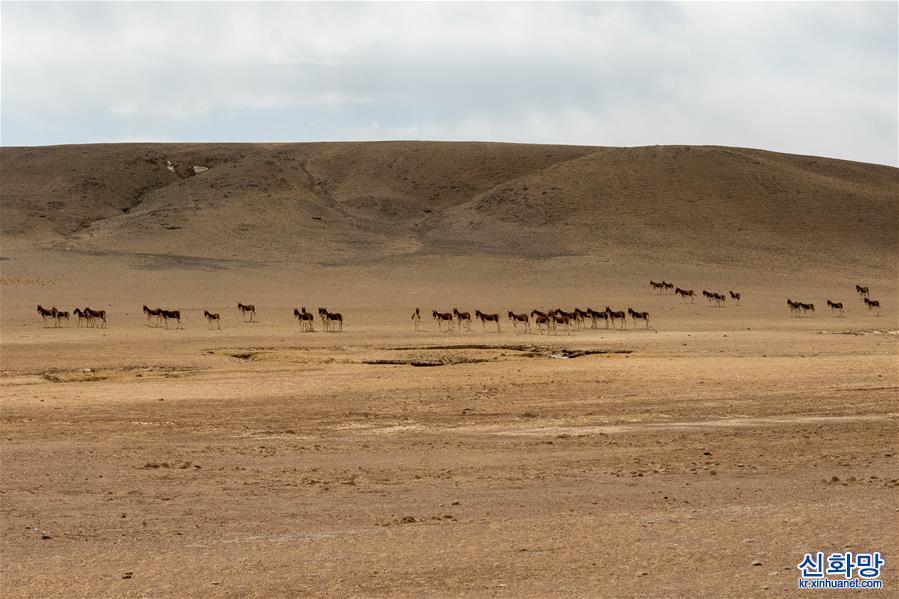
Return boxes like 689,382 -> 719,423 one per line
1,142 -> 896,271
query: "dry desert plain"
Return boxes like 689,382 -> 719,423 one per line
1,142 -> 897,597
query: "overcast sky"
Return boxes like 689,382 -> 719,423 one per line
2,2 -> 896,165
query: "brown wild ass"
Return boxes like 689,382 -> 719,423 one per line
605,306 -> 626,329
73,308 -> 90,327
160,309 -> 182,329
507,311 -> 530,333
204,310 -> 222,329
533,313 -> 551,334
554,309 -> 580,330
318,307 -> 343,332
475,309 -> 501,332
294,307 -> 315,332
863,297 -> 880,314
453,308 -> 472,331
627,307 -> 650,329
143,305 -> 163,327
84,307 -> 107,328
433,310 -> 454,332
675,288 -> 695,303
237,303 -> 256,322
551,313 -> 572,335
37,305 -> 57,327
826,300 -> 844,317
587,308 -> 610,328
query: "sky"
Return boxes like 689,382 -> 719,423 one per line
1,2 -> 896,166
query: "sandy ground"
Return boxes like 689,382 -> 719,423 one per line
1,260 -> 897,597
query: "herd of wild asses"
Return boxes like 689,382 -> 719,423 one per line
34,303 -> 345,331
654,279 -> 882,318
418,306 -> 649,334
33,283 -> 884,331
36,305 -> 106,328
651,280 -> 740,305
142,304 -> 343,331
788,284 -> 882,318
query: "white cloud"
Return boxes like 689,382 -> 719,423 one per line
1,2 -> 895,165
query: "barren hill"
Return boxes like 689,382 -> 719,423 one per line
1,142 -> 896,274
